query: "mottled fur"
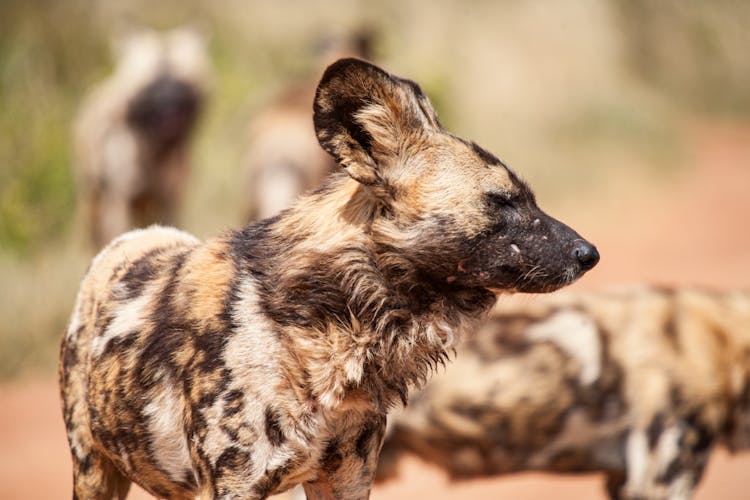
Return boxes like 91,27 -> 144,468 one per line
74,26 -> 210,247
60,59 -> 596,499
379,286 -> 750,500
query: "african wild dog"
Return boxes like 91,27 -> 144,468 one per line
242,30 -> 375,222
59,58 -> 598,499
74,26 -> 210,248
378,286 -> 750,500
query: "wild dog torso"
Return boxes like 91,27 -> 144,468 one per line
62,226 -> 389,498
381,287 -> 750,499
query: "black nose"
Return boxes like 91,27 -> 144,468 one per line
573,241 -> 599,271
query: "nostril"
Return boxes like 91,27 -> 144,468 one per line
573,242 -> 600,271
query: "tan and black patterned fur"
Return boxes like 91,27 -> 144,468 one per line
59,58 -> 598,499
379,287 -> 750,500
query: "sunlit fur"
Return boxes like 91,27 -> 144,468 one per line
60,58 -> 595,499
378,286 -> 750,500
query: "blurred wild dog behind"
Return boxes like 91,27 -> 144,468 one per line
74,25 -> 211,248
377,286 -> 750,500
242,29 -> 376,222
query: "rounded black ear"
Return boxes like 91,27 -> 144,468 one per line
313,58 -> 440,185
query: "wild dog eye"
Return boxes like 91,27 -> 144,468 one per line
486,192 -> 515,210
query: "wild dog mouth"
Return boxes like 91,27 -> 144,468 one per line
454,240 -> 599,293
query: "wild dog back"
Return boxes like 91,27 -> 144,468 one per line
60,58 -> 597,499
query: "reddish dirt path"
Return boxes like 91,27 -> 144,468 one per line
2,379 -> 749,500
2,122 -> 748,499
562,121 -> 750,291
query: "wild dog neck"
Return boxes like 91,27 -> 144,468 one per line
226,56 -> 598,413
230,174 -> 496,411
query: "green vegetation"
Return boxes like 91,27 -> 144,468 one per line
0,1 -> 103,253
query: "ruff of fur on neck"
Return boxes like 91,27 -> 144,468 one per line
298,245 -> 495,412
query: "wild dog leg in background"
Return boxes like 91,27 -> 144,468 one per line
378,286 -> 750,500
74,26 -> 211,248
60,58 -> 597,499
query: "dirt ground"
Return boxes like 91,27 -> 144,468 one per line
2,121 -> 749,499
2,378 -> 748,500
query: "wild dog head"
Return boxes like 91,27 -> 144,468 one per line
117,26 -> 211,153
314,58 -> 598,293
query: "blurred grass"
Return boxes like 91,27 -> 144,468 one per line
0,0 -> 105,254
615,0 -> 750,117
0,0 -> 748,379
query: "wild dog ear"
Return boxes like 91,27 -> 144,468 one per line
313,58 -> 440,186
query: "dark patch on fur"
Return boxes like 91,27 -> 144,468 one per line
355,420 -> 379,462
605,471 -> 627,499
60,333 -> 80,382
218,264 -> 243,332
99,329 -> 139,359
579,324 -> 626,422
490,316 -> 535,354
220,424 -> 239,442
92,306 -> 115,345
265,407 -> 286,446
183,469 -> 197,489
149,484 -> 172,499
213,447 -> 253,494
657,457 -> 682,485
77,453 -> 93,474
547,448 -> 589,471
709,324 -> 730,349
647,413 -> 666,450
726,373 -> 750,448
663,309 -> 680,351
330,96 -> 375,160
148,249 -> 191,331
191,330 -> 229,375
313,59 -> 378,162
470,141 -> 505,166
126,74 -> 202,157
683,413 -> 714,454
136,325 -> 191,392
119,248 -> 163,299
321,438 -> 344,474
669,384 -> 685,410
223,389 -> 245,417
252,464 -> 288,499
265,256 -> 352,329
197,369 -> 232,410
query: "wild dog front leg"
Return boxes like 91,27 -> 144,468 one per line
622,415 -> 714,500
301,453 -> 374,500
303,416 -> 386,500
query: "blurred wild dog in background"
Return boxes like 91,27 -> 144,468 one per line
378,286 -> 750,500
74,26 -> 211,248
242,29 -> 375,222
59,58 -> 597,499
